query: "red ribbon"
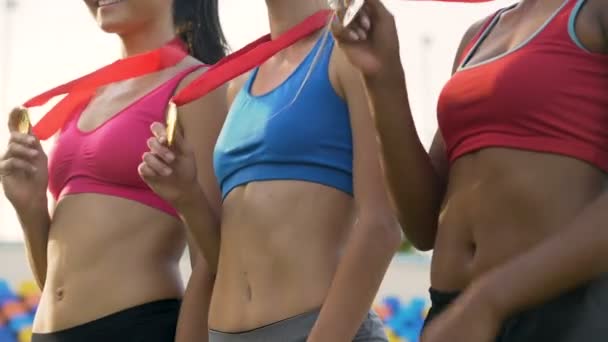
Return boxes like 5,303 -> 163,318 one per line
23,38 -> 189,140
172,1 -> 498,106
23,2 -> 493,140
173,9 -> 333,106
22,10 -> 332,140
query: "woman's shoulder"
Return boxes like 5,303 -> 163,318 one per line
174,56 -> 211,91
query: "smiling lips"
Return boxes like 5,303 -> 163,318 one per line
97,0 -> 123,7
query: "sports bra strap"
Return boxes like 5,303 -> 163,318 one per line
169,64 -> 207,96
458,9 -> 504,66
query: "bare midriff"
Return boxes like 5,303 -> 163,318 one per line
33,194 -> 186,333
209,180 -> 354,332
431,148 -> 605,292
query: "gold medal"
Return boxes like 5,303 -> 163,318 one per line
15,107 -> 31,134
343,0 -> 365,27
165,101 -> 178,146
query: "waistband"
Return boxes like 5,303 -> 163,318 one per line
426,275 -> 608,341
32,299 -> 180,341
429,287 -> 460,306
210,309 -> 320,342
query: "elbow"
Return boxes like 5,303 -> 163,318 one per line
361,214 -> 403,253
204,255 -> 219,275
403,225 -> 436,252
189,242 -> 219,275
406,217 -> 437,251
191,253 -> 218,280
397,213 -> 438,252
411,237 -> 435,252
189,250 -> 206,270
35,277 -> 45,292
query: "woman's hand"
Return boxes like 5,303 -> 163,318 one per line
422,286 -> 503,342
332,0 -> 402,78
138,122 -> 201,208
0,107 -> 49,213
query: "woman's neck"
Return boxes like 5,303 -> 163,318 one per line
118,18 -> 175,57
515,0 -> 543,12
265,0 -> 328,39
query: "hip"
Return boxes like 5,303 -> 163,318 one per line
32,299 -> 181,342
35,265 -> 183,332
209,309 -> 387,342
424,274 -> 608,341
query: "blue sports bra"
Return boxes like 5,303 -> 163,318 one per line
213,34 -> 353,199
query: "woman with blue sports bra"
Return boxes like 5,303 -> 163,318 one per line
140,0 -> 402,340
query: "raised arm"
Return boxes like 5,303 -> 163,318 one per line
333,0 -> 485,250
138,66 -> 228,341
172,67 -> 227,342
332,0 -> 441,250
1,108 -> 51,288
139,79 -> 226,272
306,44 -> 402,342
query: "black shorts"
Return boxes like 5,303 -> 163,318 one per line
31,299 -> 180,342
423,274 -> 608,341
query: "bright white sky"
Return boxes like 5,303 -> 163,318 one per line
0,0 -> 515,241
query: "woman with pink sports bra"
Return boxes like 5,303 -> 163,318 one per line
334,0 -> 608,341
0,0 -> 227,341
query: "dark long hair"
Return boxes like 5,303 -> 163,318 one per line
173,0 -> 228,64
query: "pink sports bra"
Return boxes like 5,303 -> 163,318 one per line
48,65 -> 203,217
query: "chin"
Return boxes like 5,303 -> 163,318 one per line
97,19 -> 131,34
90,0 -> 133,33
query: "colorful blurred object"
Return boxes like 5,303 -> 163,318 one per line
0,280 -> 39,342
374,295 -> 429,342
0,277 -> 428,342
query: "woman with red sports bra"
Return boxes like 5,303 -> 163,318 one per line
0,0 -> 226,341
334,0 -> 608,341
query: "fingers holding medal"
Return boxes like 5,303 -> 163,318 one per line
9,107 -> 32,135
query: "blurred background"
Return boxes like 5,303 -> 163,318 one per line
0,0 -> 515,341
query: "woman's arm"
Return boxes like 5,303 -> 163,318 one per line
175,252 -> 215,342
18,202 -> 51,289
1,111 -> 52,288
478,191 -> 608,320
306,46 -> 402,342
331,0 -> 448,250
175,232 -> 215,342
165,82 -> 227,273
421,190 -> 608,342
333,0 -> 490,251
170,72 -> 245,274
362,70 -> 442,251
171,67 -> 227,341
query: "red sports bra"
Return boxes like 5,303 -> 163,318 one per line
438,0 -> 608,171
48,65 -> 203,217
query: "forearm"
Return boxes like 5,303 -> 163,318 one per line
363,71 -> 442,250
176,186 -> 221,274
475,191 -> 608,320
16,199 -> 50,289
308,219 -> 401,341
175,255 -> 214,342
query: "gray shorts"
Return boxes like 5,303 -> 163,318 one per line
209,309 -> 388,342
